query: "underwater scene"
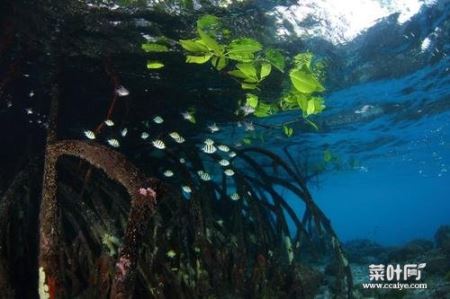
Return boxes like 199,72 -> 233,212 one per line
0,0 -> 449,298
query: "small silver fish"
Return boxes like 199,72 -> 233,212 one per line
197,170 -> 211,181
25,108 -> 33,115
229,151 -> 237,158
29,91 -> 35,97
218,159 -> 230,167
224,169 -> 235,176
179,158 -> 186,164
216,220 -> 224,226
152,139 -> 166,149
169,132 -> 181,139
121,128 -> 128,137
166,250 -> 176,258
240,105 -> 255,116
230,193 -> 240,201
244,122 -> 255,131
204,138 -> 214,146
217,145 -> 230,152
141,132 -> 149,140
105,119 -> 114,126
153,116 -> 164,124
163,170 -> 174,177
107,138 -> 120,148
202,144 -> 217,154
169,132 -> 185,143
116,85 -> 129,97
182,185 -> 192,193
208,123 -> 219,133
181,111 -> 195,123
84,130 -> 96,140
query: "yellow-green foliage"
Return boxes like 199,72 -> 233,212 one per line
141,15 -> 328,136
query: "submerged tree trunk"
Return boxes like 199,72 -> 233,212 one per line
37,85 -> 163,298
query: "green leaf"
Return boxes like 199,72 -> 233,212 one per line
296,94 -> 309,115
228,70 -> 248,79
243,77 -> 258,83
146,60 -> 165,69
227,52 -> 254,62
186,54 -> 212,64
265,49 -> 285,72
197,15 -> 220,31
289,68 -> 325,94
311,97 -> 326,114
260,62 -> 272,80
179,39 -> 209,53
236,63 -> 257,80
294,52 -> 313,70
141,43 -> 169,53
245,93 -> 259,108
283,125 -> 294,137
254,102 -> 272,117
198,28 -> 222,54
211,56 -> 227,70
307,99 -> 316,115
227,38 -> 262,54
241,82 -> 258,90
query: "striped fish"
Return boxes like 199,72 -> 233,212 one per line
169,132 -> 185,143
208,123 -> 219,133
217,145 -> 230,152
163,170 -> 174,177
204,138 -> 214,145
107,138 -> 120,148
152,139 -> 166,149
197,170 -> 211,181
218,159 -> 230,167
224,169 -> 235,176
182,185 -> 192,193
104,119 -> 114,127
153,116 -> 164,124
230,193 -> 240,201
202,143 -> 217,154
116,86 -> 129,97
244,122 -> 255,131
84,130 -> 96,140
181,111 -> 195,123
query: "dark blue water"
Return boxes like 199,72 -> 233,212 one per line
265,1 -> 450,246
310,56 -> 450,245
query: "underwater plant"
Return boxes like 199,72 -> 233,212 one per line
142,15 -> 327,135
